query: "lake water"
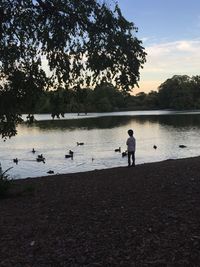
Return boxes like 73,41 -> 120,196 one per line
1,110 -> 200,179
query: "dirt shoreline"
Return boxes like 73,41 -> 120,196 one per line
1,156 -> 200,266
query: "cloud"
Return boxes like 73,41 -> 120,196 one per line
138,39 -> 200,93
140,36 -> 152,43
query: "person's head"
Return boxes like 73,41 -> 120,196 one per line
128,129 -> 134,136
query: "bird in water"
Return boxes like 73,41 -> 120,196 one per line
69,150 -> 74,156
36,154 -> 45,163
65,154 -> 73,159
153,145 -> 157,149
115,147 -> 121,152
77,142 -> 84,146
32,148 -> 36,153
122,151 -> 128,157
13,158 -> 19,164
179,145 -> 187,148
47,170 -> 54,174
65,150 -> 74,159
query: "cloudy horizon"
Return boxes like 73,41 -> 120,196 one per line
117,0 -> 200,94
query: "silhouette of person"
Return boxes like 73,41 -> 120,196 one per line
126,129 -> 136,167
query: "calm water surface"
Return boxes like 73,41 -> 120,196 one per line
1,110 -> 200,179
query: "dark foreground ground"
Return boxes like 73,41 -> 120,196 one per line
1,157 -> 200,267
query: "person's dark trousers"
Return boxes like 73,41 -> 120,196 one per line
128,151 -> 135,166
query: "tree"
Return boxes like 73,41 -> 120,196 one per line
190,75 -> 200,104
93,82 -> 125,111
144,91 -> 159,109
0,0 -> 146,138
158,75 -> 192,109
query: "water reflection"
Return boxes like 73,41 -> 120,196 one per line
23,116 -> 134,131
132,114 -> 200,128
1,112 -> 200,179
23,114 -> 200,132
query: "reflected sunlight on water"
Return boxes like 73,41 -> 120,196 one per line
1,111 -> 200,179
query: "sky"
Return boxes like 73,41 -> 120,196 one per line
116,0 -> 200,94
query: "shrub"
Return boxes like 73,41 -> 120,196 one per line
0,164 -> 12,198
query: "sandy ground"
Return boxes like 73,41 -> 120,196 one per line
1,157 -> 200,266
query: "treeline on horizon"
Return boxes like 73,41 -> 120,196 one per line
27,74 -> 200,114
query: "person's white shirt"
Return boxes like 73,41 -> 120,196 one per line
126,136 -> 136,152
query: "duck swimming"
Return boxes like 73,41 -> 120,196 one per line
65,154 -> 73,159
69,150 -> 74,156
36,154 -> 45,163
179,145 -> 187,148
122,151 -> 128,157
47,170 -> 54,174
115,147 -> 121,152
77,142 -> 84,146
65,150 -> 74,159
13,158 -> 18,164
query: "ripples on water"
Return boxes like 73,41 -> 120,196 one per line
1,110 -> 200,179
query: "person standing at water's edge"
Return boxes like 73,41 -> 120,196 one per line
126,129 -> 136,167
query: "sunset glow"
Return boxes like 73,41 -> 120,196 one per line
117,0 -> 200,94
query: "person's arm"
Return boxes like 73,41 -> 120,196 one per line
126,138 -> 129,146
134,137 -> 136,151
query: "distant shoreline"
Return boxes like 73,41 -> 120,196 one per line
21,109 -> 200,122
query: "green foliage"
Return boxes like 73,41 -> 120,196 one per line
144,91 -> 159,108
35,82 -> 128,113
93,83 -> 125,111
4,74 -> 200,117
158,75 -> 200,109
0,0 -> 146,138
123,74 -> 200,111
0,164 -> 12,198
96,97 -> 112,112
125,92 -> 156,110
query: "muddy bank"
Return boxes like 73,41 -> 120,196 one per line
1,157 -> 200,266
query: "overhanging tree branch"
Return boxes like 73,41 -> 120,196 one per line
0,0 -> 146,138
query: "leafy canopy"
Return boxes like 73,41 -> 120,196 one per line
158,75 -> 200,109
0,0 -> 146,138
